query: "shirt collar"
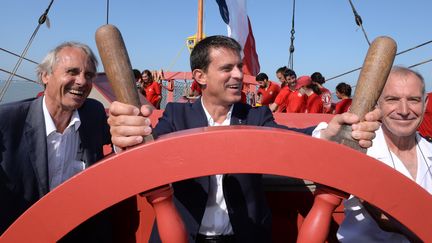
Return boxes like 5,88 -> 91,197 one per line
367,126 -> 390,161
417,133 -> 432,160
368,126 -> 432,161
43,96 -> 81,136
200,99 -> 233,126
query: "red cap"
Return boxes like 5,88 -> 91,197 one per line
295,76 -> 312,90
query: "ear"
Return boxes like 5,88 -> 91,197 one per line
192,69 -> 206,86
41,72 -> 50,85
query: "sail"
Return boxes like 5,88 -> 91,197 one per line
216,0 -> 260,76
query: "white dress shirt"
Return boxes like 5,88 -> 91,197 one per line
198,100 -> 234,236
337,127 -> 432,242
43,97 -> 84,191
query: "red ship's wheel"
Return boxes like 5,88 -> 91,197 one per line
1,126 -> 431,242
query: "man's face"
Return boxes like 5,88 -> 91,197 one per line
276,71 -> 286,83
258,79 -> 268,88
285,75 -> 296,85
378,72 -> 426,138
42,47 -> 95,113
198,47 -> 243,106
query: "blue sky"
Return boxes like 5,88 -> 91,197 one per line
1,0 -> 432,93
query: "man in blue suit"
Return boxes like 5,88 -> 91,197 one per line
108,35 -> 381,243
0,42 -> 111,240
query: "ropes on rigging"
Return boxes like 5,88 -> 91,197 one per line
408,58 -> 432,69
0,68 -> 38,84
165,44 -> 187,72
0,48 -> 39,65
327,2 -> 432,83
106,0 -> 110,24
348,0 -> 370,46
326,39 -> 432,82
0,0 -> 55,102
287,0 -> 295,70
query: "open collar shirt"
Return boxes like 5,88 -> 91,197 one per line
43,96 -> 83,191
337,126 -> 432,242
198,99 -> 234,236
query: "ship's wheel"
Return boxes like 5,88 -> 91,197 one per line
1,126 -> 431,242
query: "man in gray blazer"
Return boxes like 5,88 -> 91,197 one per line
0,42 -> 111,240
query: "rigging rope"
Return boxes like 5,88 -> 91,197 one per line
0,0 -> 55,102
0,48 -> 39,65
348,0 -> 370,46
326,39 -> 432,82
287,0 -> 295,70
349,56 -> 432,91
106,0 -> 110,24
408,58 -> 432,69
165,44 -> 187,72
0,68 -> 39,84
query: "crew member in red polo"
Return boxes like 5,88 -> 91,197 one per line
270,68 -> 296,112
256,72 -> 280,106
334,82 -> 352,114
286,76 -> 308,113
297,76 -> 324,113
141,69 -> 162,109
418,92 -> 432,140
311,72 -> 333,113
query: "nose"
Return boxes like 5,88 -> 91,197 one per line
75,73 -> 85,85
398,99 -> 410,116
232,66 -> 243,80
75,72 -> 90,86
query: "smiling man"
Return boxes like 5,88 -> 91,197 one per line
108,35 -> 382,243
0,42 -> 111,239
337,66 -> 431,243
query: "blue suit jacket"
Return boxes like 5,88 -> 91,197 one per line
0,97 -> 111,236
151,99 -> 315,243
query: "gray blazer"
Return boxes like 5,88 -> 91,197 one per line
0,96 -> 111,235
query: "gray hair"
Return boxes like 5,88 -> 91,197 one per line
390,66 -> 425,96
36,41 -> 98,83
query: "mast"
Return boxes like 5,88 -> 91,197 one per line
196,0 -> 204,42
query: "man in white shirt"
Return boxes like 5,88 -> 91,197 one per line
0,42 -> 111,240
337,66 -> 431,242
108,35 -> 381,243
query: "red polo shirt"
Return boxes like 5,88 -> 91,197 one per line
306,93 -> 324,113
418,92 -> 432,138
273,86 -> 291,112
334,98 -> 352,114
144,81 -> 162,107
286,90 -> 307,113
320,87 -> 333,113
258,82 -> 280,106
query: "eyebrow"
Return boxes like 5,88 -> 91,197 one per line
383,95 -> 423,100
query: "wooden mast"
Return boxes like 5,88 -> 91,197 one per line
196,0 -> 204,42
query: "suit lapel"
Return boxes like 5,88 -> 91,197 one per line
189,98 -> 209,128
77,103 -> 93,167
24,97 -> 49,196
230,103 -> 247,125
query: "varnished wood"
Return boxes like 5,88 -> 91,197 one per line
95,24 -> 154,143
336,36 -> 397,152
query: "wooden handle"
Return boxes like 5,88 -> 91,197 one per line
351,36 -> 397,118
95,24 -> 154,142
336,36 -> 397,152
